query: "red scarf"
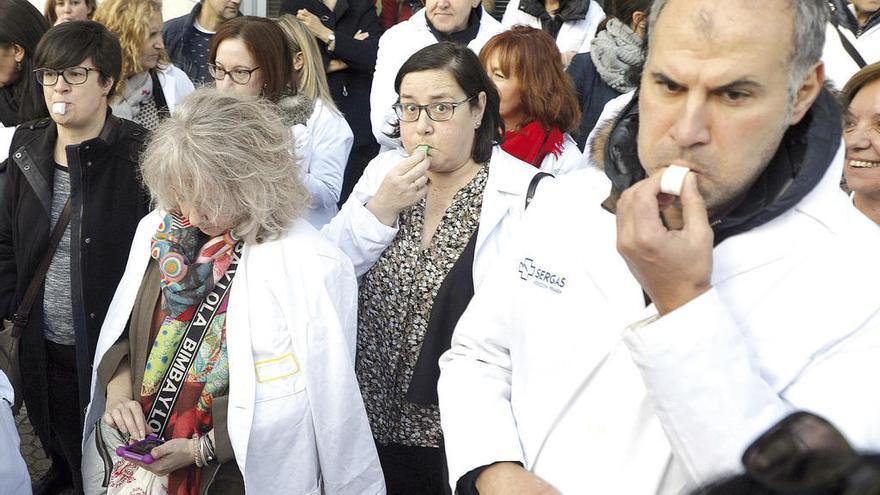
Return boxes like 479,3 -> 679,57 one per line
501,121 -> 565,168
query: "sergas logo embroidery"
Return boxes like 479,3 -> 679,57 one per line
518,258 -> 566,293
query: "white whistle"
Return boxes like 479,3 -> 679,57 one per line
52,102 -> 66,115
660,165 -> 691,196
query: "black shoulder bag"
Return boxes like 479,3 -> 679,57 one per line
0,198 -> 72,414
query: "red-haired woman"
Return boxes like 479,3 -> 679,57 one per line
480,26 -> 585,175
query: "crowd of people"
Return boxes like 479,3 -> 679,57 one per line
0,0 -> 879,494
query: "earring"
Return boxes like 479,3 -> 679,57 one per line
474,121 -> 481,129
15,61 -> 22,72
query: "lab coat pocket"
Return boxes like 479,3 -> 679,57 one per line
253,352 -> 305,403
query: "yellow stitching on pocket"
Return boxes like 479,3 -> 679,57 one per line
255,353 -> 300,383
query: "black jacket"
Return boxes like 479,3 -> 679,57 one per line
517,0 -> 592,38
829,0 -> 880,36
0,87 -> 19,128
0,114 -> 150,425
163,4 -> 243,84
280,0 -> 381,147
567,52 -> 623,151
601,87 -> 842,246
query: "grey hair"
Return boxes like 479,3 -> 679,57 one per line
140,88 -> 311,243
647,0 -> 828,93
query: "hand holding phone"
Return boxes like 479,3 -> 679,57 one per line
116,435 -> 165,464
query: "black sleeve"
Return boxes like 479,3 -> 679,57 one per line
566,52 -> 590,107
329,5 -> 382,72
0,155 -> 17,319
455,462 -> 524,495
278,0 -> 306,16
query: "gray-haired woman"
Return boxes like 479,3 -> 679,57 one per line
82,88 -> 384,495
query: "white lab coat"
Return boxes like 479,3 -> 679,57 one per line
822,14 -> 880,90
501,0 -> 605,54
155,64 -> 195,113
84,211 -> 385,495
369,8 -> 505,150
0,126 -> 15,162
111,64 -> 194,121
322,146 -> 547,287
0,371 -> 31,495
295,99 -> 354,229
439,143 -> 880,493
537,133 -> 584,176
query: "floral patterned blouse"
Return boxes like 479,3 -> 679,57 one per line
357,164 -> 489,448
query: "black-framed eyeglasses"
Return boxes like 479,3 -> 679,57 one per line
392,95 -> 475,122
207,63 -> 261,85
742,412 -> 880,493
33,66 -> 99,86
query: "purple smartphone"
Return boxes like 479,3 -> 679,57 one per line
116,434 -> 164,464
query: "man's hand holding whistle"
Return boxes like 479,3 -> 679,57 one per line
616,166 -> 714,315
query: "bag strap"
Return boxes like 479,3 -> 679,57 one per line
10,198 -> 72,337
525,172 -> 554,210
145,241 -> 243,439
149,69 -> 171,120
830,16 -> 867,68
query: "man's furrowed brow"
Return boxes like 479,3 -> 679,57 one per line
651,71 -> 685,88
712,78 -> 764,93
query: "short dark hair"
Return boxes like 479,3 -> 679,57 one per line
0,0 -> 51,123
209,16 -> 294,103
34,20 -> 122,97
390,42 -> 503,164
597,0 -> 653,33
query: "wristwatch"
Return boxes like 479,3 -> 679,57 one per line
327,32 -> 336,52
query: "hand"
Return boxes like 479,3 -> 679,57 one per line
103,398 -> 149,440
616,170 -> 714,315
328,59 -> 349,72
353,29 -> 369,40
476,462 -> 561,495
561,50 -> 577,69
131,438 -> 195,476
296,9 -> 332,42
366,151 -> 430,226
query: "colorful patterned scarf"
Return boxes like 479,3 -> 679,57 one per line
140,213 -> 238,494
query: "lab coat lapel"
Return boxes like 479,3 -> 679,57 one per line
225,242 -> 256,475
474,155 -> 529,262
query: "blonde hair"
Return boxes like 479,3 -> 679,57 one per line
276,14 -> 339,113
141,88 -> 311,243
93,0 -> 167,95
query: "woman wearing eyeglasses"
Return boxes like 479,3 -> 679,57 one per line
323,42 -> 540,494
94,0 -> 194,131
208,16 -> 353,229
0,21 -> 150,494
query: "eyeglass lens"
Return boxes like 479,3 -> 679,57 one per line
208,65 -> 254,85
396,103 -> 456,122
35,67 -> 90,86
